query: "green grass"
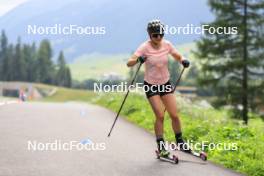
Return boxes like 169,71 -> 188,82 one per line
42,87 -> 264,176
41,87 -> 96,102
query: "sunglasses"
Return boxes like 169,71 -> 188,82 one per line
151,33 -> 164,38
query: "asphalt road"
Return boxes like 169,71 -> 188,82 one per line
0,102 -> 243,176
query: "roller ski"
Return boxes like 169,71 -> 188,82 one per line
155,138 -> 179,164
176,140 -> 207,161
155,150 -> 179,164
189,150 -> 207,161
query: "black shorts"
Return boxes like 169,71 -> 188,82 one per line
143,80 -> 174,98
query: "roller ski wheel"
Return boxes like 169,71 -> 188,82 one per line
155,150 -> 179,164
199,151 -> 207,161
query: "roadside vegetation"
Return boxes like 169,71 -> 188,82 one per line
42,86 -> 264,176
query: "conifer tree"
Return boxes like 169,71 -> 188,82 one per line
195,0 -> 264,124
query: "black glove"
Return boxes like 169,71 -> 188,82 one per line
182,59 -> 190,68
137,56 -> 147,64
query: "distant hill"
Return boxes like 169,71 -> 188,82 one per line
69,42 -> 196,81
0,0 -> 213,61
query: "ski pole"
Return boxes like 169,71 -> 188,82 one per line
172,67 -> 185,93
107,62 -> 143,137
164,67 -> 185,113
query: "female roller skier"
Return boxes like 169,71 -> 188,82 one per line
127,20 -> 191,157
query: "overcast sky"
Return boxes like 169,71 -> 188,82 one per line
0,0 -> 29,16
